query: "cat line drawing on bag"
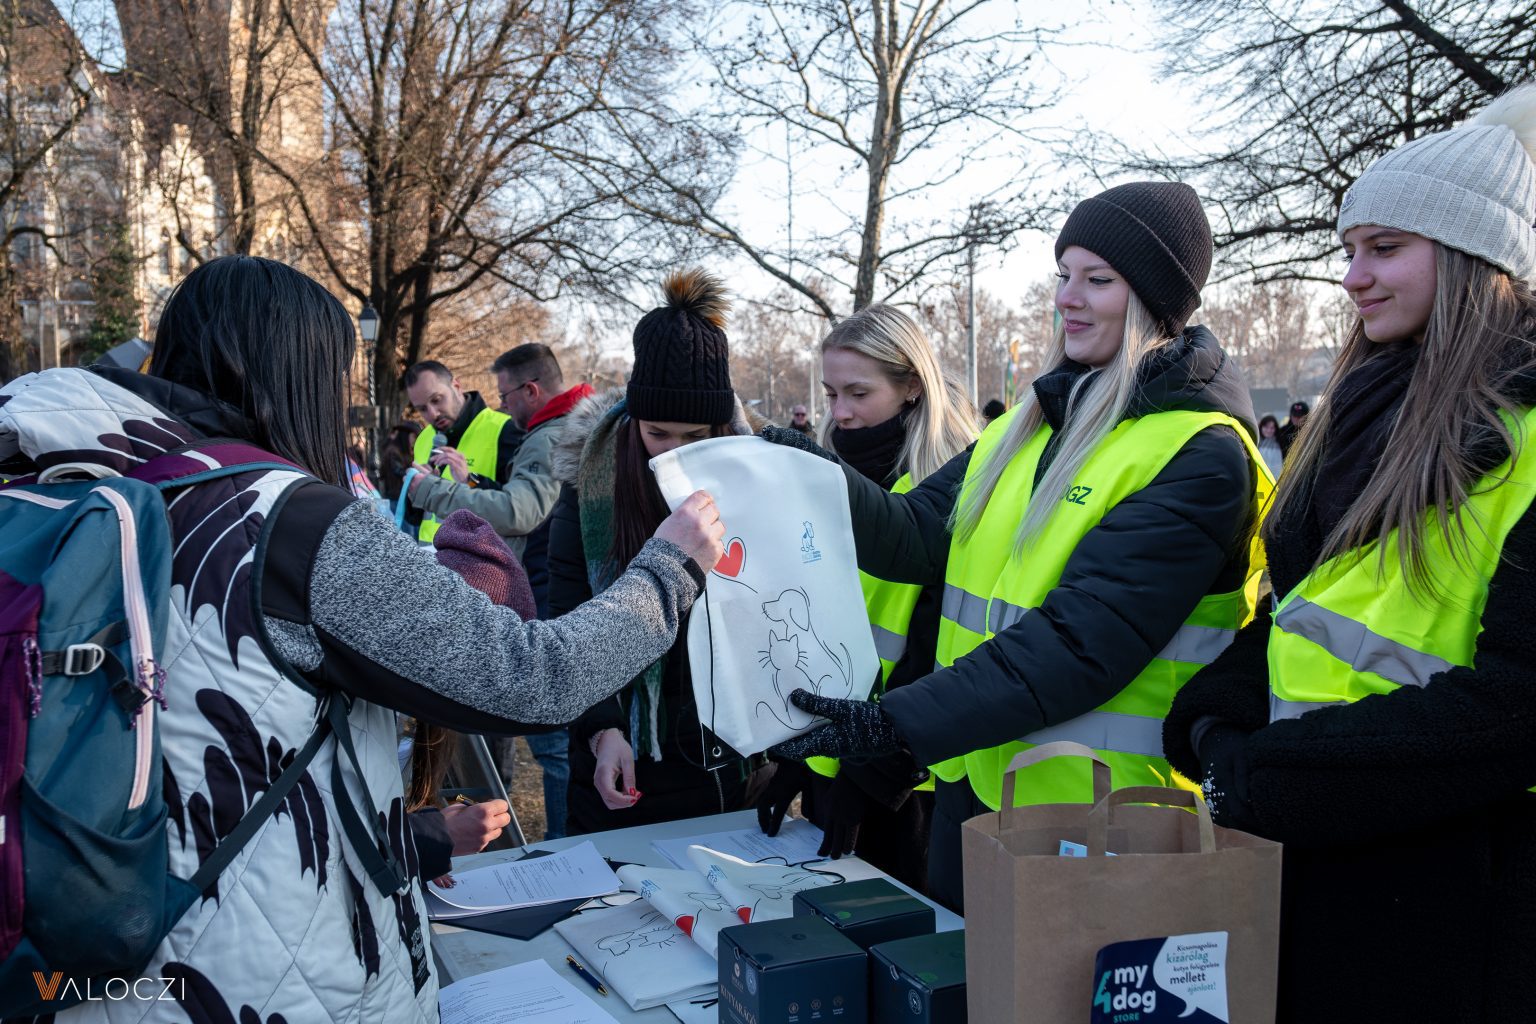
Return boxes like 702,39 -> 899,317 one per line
756,628 -> 818,729
755,588 -> 852,728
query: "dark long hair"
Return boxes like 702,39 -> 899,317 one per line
148,255 -> 356,486
609,416 -> 734,570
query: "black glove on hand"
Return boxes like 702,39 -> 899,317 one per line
1196,722 -> 1256,831
759,426 -> 840,463
816,773 -> 873,859
769,690 -> 904,761
756,759 -> 810,837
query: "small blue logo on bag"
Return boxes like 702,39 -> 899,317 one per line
799,521 -> 822,563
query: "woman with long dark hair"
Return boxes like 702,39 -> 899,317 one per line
1256,413 -> 1283,476
0,255 -> 723,1021
1163,85 -> 1536,1022
547,269 -> 768,835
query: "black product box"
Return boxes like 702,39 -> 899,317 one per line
869,930 -> 967,1024
792,878 -> 936,951
718,916 -> 869,1024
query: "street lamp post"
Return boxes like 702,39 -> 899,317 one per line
358,304 -> 380,476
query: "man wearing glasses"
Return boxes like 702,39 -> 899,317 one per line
409,344 -> 592,609
407,343 -> 593,839
403,360 -> 524,544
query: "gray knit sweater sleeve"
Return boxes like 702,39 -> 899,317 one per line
269,499 -> 701,725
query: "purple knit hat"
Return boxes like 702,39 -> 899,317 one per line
433,509 -> 537,620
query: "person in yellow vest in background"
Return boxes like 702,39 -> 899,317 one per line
766,181 -> 1271,913
755,304 -> 977,892
402,360 -> 522,543
407,346 -> 595,840
1164,85 -> 1536,1024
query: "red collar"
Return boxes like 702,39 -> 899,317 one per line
526,382 -> 594,430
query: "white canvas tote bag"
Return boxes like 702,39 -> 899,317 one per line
650,436 -> 879,757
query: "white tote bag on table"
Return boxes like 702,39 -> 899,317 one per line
650,436 -> 879,759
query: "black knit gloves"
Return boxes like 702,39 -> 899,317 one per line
769,690 -> 904,761
1196,722 -> 1257,832
756,759 -> 809,837
759,426 -> 840,463
815,774 -> 872,859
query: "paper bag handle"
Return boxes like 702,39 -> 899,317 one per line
997,741 -> 1112,830
1086,785 -> 1216,856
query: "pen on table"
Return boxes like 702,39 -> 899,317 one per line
565,955 -> 608,996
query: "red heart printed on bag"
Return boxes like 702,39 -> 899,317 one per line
715,537 -> 746,577
676,915 -> 695,936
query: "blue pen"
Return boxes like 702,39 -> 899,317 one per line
565,955 -> 608,996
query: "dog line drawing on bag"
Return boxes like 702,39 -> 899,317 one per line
754,588 -> 852,728
596,909 -> 683,957
741,870 -> 839,920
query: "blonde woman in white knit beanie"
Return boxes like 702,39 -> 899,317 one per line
1164,85 -> 1536,1022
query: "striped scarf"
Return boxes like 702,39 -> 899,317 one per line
576,399 -> 670,760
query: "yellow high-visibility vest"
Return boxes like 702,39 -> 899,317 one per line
935,404 -> 1272,809
808,474 -> 928,787
412,405 -> 511,543
1268,407 -> 1536,801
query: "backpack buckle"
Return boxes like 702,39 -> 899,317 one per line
112,680 -> 150,714
62,643 -> 106,676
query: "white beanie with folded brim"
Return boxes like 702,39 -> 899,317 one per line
1338,83 -> 1536,283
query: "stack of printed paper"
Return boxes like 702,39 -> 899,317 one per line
426,841 -> 619,919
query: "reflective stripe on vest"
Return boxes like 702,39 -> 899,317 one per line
808,474 -> 930,785
1268,407 -> 1536,748
1021,710 -> 1164,758
870,624 -> 907,664
1275,595 -> 1453,689
411,405 -> 512,543
941,584 -> 989,634
943,584 -> 1237,667
935,404 -> 1273,809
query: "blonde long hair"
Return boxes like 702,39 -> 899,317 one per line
1268,245 -> 1536,585
952,292 -> 1174,551
819,304 -> 979,484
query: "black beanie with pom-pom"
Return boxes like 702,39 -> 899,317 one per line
627,269 -> 735,425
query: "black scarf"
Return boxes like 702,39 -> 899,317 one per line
831,408 -> 910,488
1268,343 -> 1418,595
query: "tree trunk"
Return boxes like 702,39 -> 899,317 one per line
854,87 -> 896,311
0,250 -> 26,380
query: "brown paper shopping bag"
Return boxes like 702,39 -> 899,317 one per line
960,742 -> 1281,1023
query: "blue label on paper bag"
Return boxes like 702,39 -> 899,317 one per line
1090,931 -> 1228,1023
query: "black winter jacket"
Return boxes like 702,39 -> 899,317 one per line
865,326 -> 1260,767
1163,417 -> 1536,1019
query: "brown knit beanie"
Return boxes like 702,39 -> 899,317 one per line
627,269 -> 734,424
433,509 -> 536,620
1054,181 -> 1214,336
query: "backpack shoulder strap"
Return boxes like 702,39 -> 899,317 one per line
128,439 -> 307,490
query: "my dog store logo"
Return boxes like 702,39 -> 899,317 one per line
1094,963 -> 1157,1018
32,971 -> 186,1003
1089,931 -> 1230,1024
